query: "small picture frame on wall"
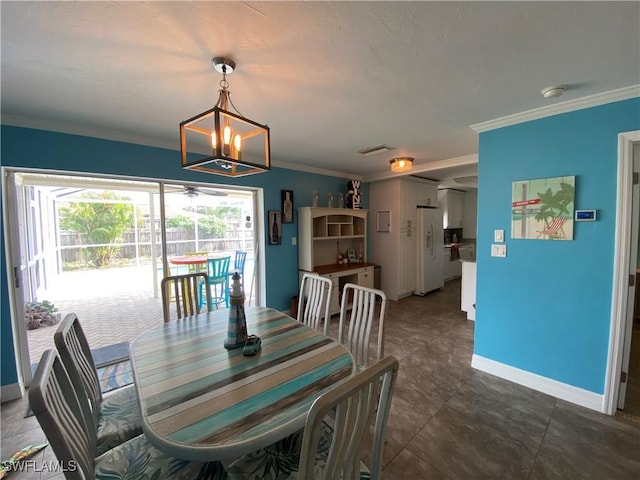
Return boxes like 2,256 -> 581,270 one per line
281,190 -> 294,223
268,210 -> 282,245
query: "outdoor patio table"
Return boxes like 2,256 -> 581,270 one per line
129,306 -> 354,461
168,254 -> 209,271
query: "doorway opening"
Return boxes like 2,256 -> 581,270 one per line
4,170 -> 262,388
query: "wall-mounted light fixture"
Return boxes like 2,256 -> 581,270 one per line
390,157 -> 414,173
180,57 -> 270,177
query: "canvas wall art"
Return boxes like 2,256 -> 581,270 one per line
511,175 -> 575,240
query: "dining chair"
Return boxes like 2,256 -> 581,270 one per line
229,250 -> 248,279
161,272 -> 211,322
338,283 -> 388,369
53,313 -> 142,455
185,250 -> 208,273
29,349 -> 226,479
201,256 -> 231,310
297,273 -> 333,335
297,355 -> 399,480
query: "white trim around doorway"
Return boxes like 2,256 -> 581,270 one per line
604,130 -> 640,415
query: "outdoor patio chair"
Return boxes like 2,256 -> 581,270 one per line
230,250 -> 248,279
338,283 -> 388,370
185,251 -> 208,273
297,273 -> 333,335
53,313 -> 142,455
29,349 -> 225,479
201,256 -> 231,310
297,355 -> 399,479
161,272 -> 211,322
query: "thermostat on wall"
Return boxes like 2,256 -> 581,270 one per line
575,210 -> 597,222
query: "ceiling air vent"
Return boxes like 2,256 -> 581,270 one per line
357,144 -> 394,156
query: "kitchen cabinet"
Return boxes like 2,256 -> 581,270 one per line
369,177 -> 439,300
298,207 -> 373,315
438,189 -> 464,229
461,261 -> 476,321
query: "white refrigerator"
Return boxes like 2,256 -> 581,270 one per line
415,206 -> 444,295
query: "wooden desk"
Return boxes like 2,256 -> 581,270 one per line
129,307 -> 354,461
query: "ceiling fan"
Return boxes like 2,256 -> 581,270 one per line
166,185 -> 228,198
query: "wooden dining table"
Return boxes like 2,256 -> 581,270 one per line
129,306 -> 354,461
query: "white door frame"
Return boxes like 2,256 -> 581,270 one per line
2,168 -> 265,396
604,130 -> 640,414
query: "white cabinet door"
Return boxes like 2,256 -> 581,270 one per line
399,181 -> 416,230
439,190 -> 464,229
416,181 -> 438,207
358,268 -> 374,289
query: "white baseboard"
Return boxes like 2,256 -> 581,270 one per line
471,354 -> 605,413
0,382 -> 23,403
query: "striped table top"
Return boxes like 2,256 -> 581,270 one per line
129,306 -> 354,461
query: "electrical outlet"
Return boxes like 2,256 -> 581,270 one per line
491,244 -> 507,257
494,229 -> 504,242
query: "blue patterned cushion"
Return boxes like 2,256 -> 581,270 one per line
96,385 -> 143,455
95,435 -> 227,479
223,423 -> 371,480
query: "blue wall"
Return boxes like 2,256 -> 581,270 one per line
475,98 -> 640,394
0,125 -> 368,387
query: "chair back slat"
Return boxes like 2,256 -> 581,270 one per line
339,283 -> 387,368
233,250 -> 248,275
161,272 -> 211,322
298,355 -> 399,480
206,256 -> 231,280
54,313 -> 102,429
29,349 -> 97,479
298,273 -> 333,334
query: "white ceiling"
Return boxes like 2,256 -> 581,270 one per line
2,2 -> 639,190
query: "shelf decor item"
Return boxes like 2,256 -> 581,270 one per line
282,190 -> 294,223
268,210 -> 282,245
346,180 -> 361,209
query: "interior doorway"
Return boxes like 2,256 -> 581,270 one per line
3,170 -> 261,388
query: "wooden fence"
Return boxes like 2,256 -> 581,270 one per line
59,229 -> 254,263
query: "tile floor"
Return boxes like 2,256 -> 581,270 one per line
2,278 -> 640,479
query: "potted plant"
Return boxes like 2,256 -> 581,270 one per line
25,300 -> 61,330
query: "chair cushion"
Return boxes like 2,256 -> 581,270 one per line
223,423 -> 370,480
96,385 -> 143,455
95,434 -> 227,479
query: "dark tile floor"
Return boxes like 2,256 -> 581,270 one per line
2,278 -> 639,479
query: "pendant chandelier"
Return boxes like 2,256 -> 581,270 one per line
180,57 -> 270,177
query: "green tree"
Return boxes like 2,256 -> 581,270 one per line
59,191 -> 136,267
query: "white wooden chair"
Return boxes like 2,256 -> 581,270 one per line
161,272 -> 211,322
297,273 -> 333,334
338,283 -> 388,369
297,355 -> 400,479
53,313 -> 142,455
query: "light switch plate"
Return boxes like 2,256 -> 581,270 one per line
494,229 -> 504,242
491,244 -> 507,257
291,237 -> 297,245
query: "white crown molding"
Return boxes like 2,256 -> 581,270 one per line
471,354 -> 605,413
471,85 -> 640,133
273,160 -> 363,180
364,153 -> 478,183
2,115 -> 362,180
1,114 -> 179,151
